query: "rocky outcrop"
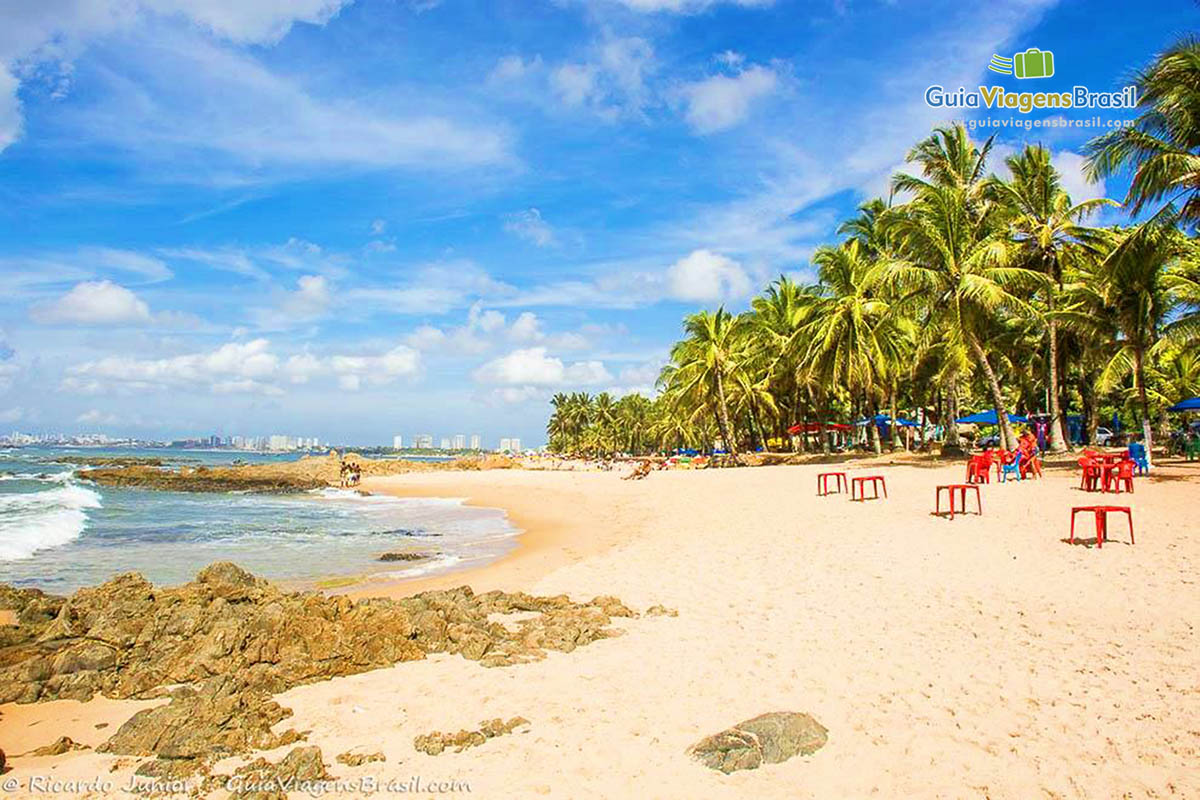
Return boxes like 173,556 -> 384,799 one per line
0,563 -> 631,773
78,452 -> 521,495
336,750 -> 386,767
413,717 -> 530,755
378,552 -> 431,562
78,465 -> 327,494
687,712 -> 828,773
217,746 -> 332,800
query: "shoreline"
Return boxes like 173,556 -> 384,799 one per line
342,469 -> 634,598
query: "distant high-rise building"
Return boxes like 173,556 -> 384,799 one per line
413,434 -> 433,449
392,435 -> 403,450
510,437 -> 521,452
452,434 -> 466,450
469,434 -> 481,450
499,437 -> 513,452
439,437 -> 451,450
268,434 -> 289,451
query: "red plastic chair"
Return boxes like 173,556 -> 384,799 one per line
966,453 -> 992,484
1104,460 -> 1135,494
1078,456 -> 1103,492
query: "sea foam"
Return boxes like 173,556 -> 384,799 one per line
0,481 -> 102,561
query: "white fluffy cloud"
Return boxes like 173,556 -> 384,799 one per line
473,347 -> 611,387
491,36 -> 654,121
679,63 -> 778,134
31,280 -> 152,325
76,408 -> 118,425
328,346 -> 421,391
666,249 -> 753,301
63,338 -> 420,395
503,208 -> 555,247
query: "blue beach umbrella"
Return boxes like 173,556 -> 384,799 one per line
955,409 -> 1029,426
1168,397 -> 1200,412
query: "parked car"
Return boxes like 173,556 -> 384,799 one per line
1095,426 -> 1115,445
977,434 -> 1001,448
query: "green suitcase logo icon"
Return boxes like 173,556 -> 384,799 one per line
1013,48 -> 1054,79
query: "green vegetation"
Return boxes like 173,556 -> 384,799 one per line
546,38 -> 1200,459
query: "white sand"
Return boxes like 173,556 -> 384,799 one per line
4,458 -> 1198,798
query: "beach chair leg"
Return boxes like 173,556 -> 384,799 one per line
881,479 -> 888,499
1096,512 -> 1105,548
1126,510 -> 1134,545
1070,510 -> 1076,545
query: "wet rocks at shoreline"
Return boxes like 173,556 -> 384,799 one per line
0,562 -> 634,774
377,551 -> 432,562
77,452 -> 521,495
77,465 -> 327,494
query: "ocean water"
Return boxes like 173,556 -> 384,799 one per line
0,447 -> 517,594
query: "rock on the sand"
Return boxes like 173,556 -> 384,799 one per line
216,745 -> 331,800
27,736 -> 89,757
687,712 -> 828,773
414,717 -> 531,755
336,750 -> 386,766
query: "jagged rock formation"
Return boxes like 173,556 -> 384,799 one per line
0,562 -> 631,775
688,712 -> 828,773
413,717 -> 531,755
216,746 -> 332,800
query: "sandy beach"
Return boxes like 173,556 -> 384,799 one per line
3,456 -> 1198,798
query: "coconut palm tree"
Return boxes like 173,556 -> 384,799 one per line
880,179 -> 1047,451
747,276 -> 820,448
662,309 -> 747,457
805,239 -> 911,454
1084,36 -> 1200,227
1092,220 -> 1192,465
989,144 -> 1115,451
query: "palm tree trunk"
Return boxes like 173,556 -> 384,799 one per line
714,371 -> 738,457
968,336 -> 1017,450
1046,320 -> 1068,452
1134,348 -> 1154,468
867,396 -> 882,455
1080,371 -> 1098,446
944,375 -> 963,451
889,388 -> 902,450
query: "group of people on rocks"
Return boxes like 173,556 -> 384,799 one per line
339,461 -> 361,488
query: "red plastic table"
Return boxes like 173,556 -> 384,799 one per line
817,472 -> 848,496
850,475 -> 887,501
1069,506 -> 1134,548
935,484 -> 982,519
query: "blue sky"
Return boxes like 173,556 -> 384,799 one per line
0,0 -> 1191,446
